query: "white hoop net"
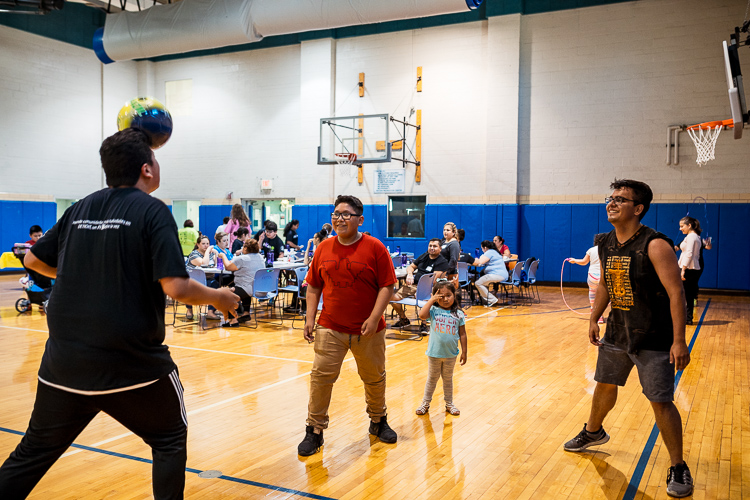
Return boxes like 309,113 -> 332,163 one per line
335,153 -> 358,178
686,124 -> 722,166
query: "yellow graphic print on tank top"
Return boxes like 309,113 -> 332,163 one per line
605,256 -> 633,311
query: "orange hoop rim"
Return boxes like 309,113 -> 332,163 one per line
334,152 -> 358,163
686,119 -> 734,131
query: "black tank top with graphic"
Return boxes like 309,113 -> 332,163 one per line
599,226 -> 675,354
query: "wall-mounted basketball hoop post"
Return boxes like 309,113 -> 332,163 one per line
359,73 -> 365,98
389,115 -> 421,182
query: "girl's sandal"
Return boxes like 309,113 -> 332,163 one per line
445,403 -> 460,415
415,402 -> 430,415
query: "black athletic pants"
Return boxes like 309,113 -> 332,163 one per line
683,269 -> 701,322
0,370 -> 187,500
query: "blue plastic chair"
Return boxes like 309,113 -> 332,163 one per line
252,268 -> 282,327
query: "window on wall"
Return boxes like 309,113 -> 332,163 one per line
388,196 -> 426,238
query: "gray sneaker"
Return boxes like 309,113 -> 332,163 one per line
666,462 -> 694,498
563,423 -> 609,452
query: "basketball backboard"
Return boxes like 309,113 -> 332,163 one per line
318,114 -> 391,164
723,38 -> 746,139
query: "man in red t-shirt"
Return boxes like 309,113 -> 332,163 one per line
298,195 -> 397,456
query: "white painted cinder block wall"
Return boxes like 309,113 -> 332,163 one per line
0,0 -> 747,204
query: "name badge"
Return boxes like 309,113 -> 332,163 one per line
426,266 -> 433,271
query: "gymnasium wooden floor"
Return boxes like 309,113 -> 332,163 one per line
0,273 -> 748,499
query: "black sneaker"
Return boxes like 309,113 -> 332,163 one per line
369,416 -> 397,444
563,423 -> 609,452
419,323 -> 429,335
391,317 -> 410,329
297,426 -> 324,456
666,461 -> 694,498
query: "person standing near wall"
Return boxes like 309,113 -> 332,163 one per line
298,195 -> 397,456
567,233 -> 606,323
178,219 -> 200,257
0,128 -> 239,499
562,179 -> 692,498
676,216 -> 702,326
224,204 -> 250,248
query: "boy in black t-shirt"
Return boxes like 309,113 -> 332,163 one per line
0,129 -> 239,499
257,220 -> 284,262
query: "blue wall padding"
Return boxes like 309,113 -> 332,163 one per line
717,204 -> 750,290
569,205 -> 600,283
543,205 -> 572,282
0,200 -> 56,269
198,201 -> 748,290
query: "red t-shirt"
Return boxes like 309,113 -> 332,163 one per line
25,239 -> 36,246
305,234 -> 396,335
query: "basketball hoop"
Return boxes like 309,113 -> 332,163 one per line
335,153 -> 358,178
685,119 -> 733,166
334,152 -> 357,165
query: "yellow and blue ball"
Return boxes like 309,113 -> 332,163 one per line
117,97 -> 173,149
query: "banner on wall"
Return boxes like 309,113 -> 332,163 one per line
373,169 -> 405,193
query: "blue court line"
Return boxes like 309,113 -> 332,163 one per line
0,426 -> 336,500
622,298 -> 711,500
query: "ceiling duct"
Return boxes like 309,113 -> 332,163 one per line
93,0 -> 483,64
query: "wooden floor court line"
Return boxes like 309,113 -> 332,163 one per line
622,298 -> 711,500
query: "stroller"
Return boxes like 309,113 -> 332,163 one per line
12,243 -> 53,314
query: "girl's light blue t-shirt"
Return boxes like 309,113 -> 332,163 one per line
426,305 -> 465,358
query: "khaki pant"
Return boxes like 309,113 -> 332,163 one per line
306,327 -> 387,430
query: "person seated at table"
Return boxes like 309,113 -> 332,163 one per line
185,235 -> 222,320
231,227 -> 250,255
303,230 -> 327,266
26,225 -> 43,246
473,240 -> 509,307
456,228 -> 475,264
214,232 -> 234,262
391,238 -> 449,332
493,235 -> 512,258
257,221 -> 284,262
284,220 -> 302,250
216,239 -> 265,326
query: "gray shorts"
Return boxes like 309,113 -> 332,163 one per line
594,342 -> 675,402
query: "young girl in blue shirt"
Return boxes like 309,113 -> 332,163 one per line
416,280 -> 468,416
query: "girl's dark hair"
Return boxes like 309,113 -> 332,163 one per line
481,240 -> 494,250
234,227 -> 250,238
315,230 -> 328,242
680,216 -> 702,235
432,280 -> 460,317
284,219 -> 299,237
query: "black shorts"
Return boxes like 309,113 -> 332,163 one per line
594,342 -> 675,402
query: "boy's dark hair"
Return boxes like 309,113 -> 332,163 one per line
99,128 -> 153,187
428,238 -> 442,245
610,179 -> 653,220
234,227 -> 250,238
334,195 -> 363,216
480,240 -> 494,250
183,219 -> 194,228
223,217 -> 230,224
265,221 -> 278,232
29,225 -> 42,235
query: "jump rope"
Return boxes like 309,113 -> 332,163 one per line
559,196 -> 711,316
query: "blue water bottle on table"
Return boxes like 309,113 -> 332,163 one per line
216,254 -> 224,271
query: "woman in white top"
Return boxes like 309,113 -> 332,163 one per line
677,216 -> 702,325
217,238 -> 266,326
568,233 -> 606,323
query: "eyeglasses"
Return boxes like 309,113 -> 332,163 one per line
605,196 -> 636,206
331,212 -> 360,220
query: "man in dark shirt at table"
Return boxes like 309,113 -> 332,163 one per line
255,220 -> 284,263
391,238 -> 449,332
0,128 -> 238,499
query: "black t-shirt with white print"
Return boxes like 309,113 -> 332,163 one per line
31,187 -> 188,392
412,252 -> 449,283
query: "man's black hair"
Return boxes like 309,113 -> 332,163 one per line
428,238 -> 442,245
610,179 -> 653,221
334,195 -> 364,216
183,219 -> 194,228
99,128 -> 153,187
